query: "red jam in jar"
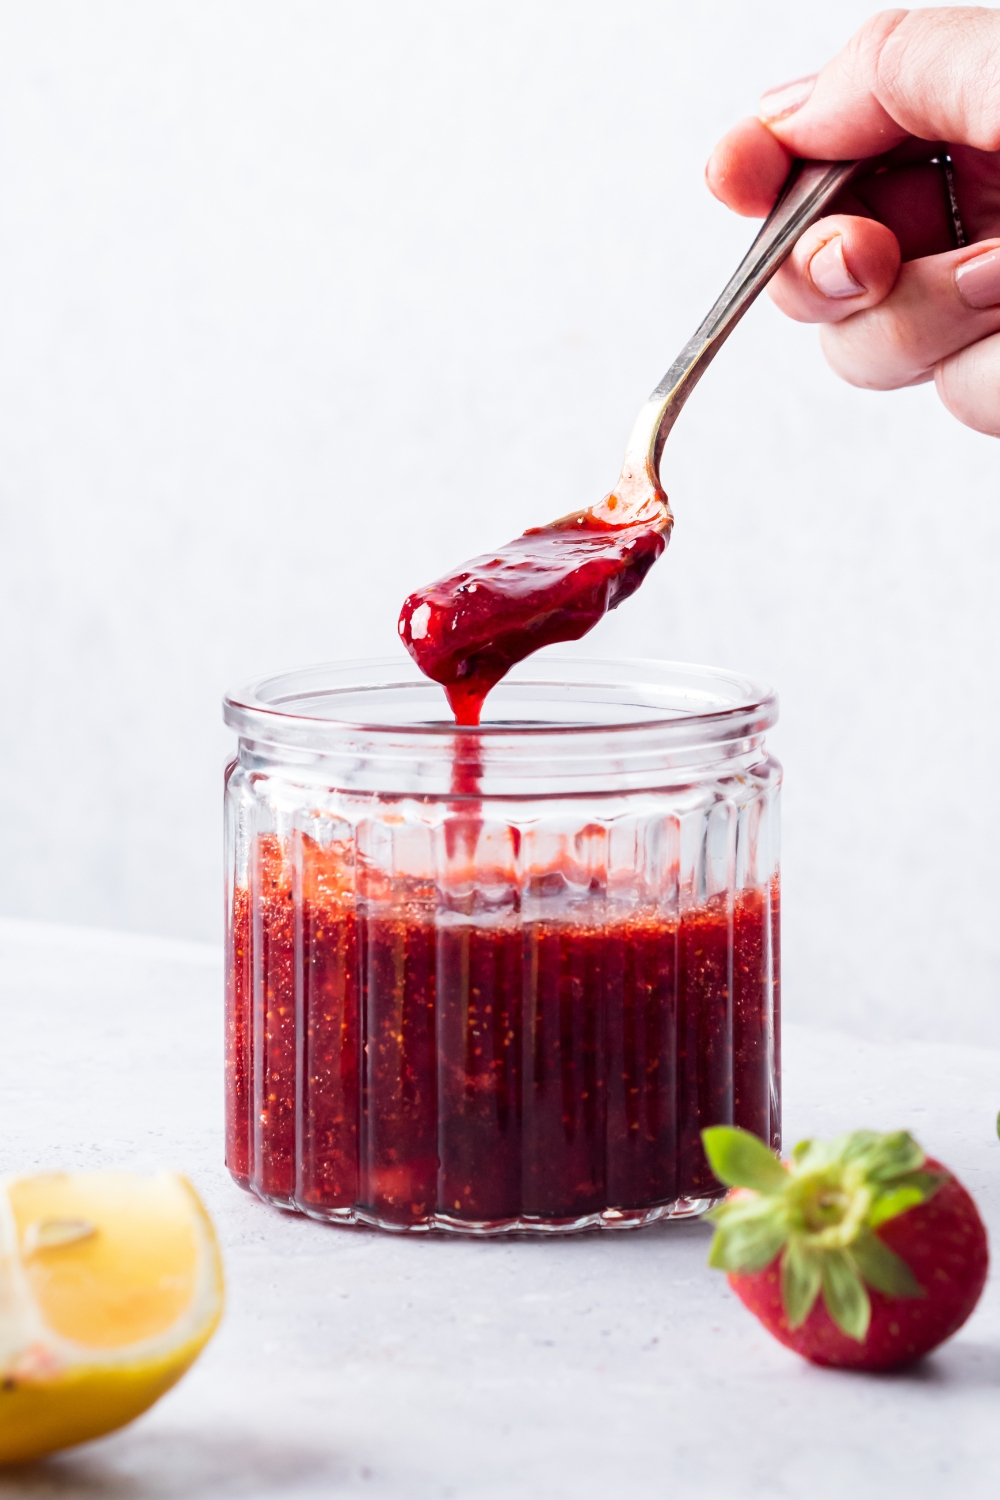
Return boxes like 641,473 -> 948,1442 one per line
224,658 -> 781,1233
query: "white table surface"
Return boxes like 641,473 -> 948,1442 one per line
0,917 -> 997,1500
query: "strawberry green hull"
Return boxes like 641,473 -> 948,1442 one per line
729,1163 -> 988,1371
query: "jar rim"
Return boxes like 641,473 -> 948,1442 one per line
224,654 -> 777,743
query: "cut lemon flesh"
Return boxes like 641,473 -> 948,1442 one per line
0,1172 -> 224,1465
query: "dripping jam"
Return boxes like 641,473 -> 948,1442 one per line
398,497 -> 672,727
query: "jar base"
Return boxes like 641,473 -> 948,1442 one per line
239,1178 -> 723,1235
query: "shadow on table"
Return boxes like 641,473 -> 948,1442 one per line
890,1339 -> 1000,1389
0,1428 -> 348,1498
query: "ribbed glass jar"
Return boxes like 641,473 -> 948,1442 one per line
223,656 -> 780,1234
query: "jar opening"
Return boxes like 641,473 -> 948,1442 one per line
223,655 -> 778,796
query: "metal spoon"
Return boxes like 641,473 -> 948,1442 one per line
605,158 -> 861,517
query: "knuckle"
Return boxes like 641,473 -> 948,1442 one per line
871,303 -> 927,370
967,38 -> 1000,150
819,304 -> 924,390
817,325 -> 879,389
853,9 -> 910,87
936,341 -> 1000,436
871,7 -> 1000,151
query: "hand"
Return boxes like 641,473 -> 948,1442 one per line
706,7 -> 1000,436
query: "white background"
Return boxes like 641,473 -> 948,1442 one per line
0,0 -> 995,1044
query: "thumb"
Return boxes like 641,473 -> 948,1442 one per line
763,8 -> 1000,159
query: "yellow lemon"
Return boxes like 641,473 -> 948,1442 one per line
0,1171 -> 224,1465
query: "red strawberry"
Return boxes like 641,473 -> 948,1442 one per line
702,1126 -> 989,1371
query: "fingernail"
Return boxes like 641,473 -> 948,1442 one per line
955,247 -> 1000,309
759,73 -> 817,123
808,236 -> 864,299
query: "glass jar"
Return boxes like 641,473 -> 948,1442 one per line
223,656 -> 780,1234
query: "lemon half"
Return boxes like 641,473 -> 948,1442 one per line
0,1171 -> 224,1465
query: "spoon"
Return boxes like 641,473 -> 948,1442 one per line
599,158 -> 862,520
400,157 -> 862,724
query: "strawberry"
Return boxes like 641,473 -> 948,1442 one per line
702,1126 -> 989,1371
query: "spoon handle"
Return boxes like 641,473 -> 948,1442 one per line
621,158 -> 863,492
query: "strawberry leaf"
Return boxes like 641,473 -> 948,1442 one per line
859,1131 -> 926,1183
867,1186 -> 924,1228
708,1197 -> 788,1273
820,1250 -> 871,1341
868,1170 -> 944,1228
780,1240 -> 822,1328
839,1130 -> 883,1163
849,1232 -> 924,1299
702,1127 -> 787,1193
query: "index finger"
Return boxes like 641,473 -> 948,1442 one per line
766,7 -> 1000,158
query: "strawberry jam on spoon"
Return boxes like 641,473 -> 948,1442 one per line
399,484 -> 672,726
